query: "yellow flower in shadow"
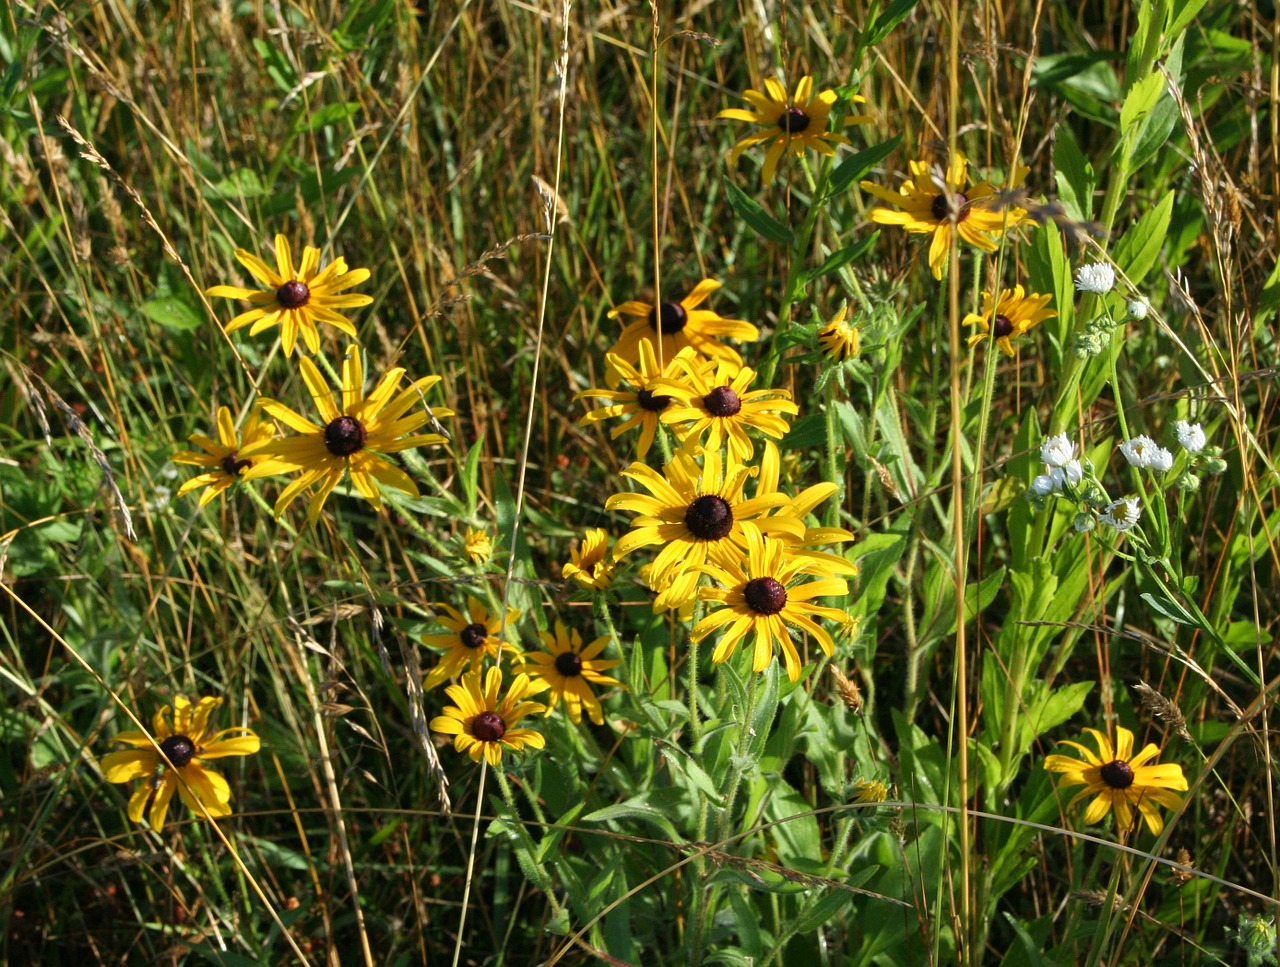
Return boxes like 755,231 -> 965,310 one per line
964,285 -> 1056,356
430,667 -> 547,766
173,406 -> 275,507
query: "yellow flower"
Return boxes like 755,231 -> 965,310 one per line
206,234 -> 373,355
422,596 -> 522,691
430,667 -> 547,766
515,621 -> 622,725
463,526 -> 492,564
752,442 -> 858,576
964,285 -> 1056,356
852,778 -> 889,804
655,356 -> 798,461
717,76 -> 871,185
241,344 -> 452,524
1044,726 -> 1188,835
605,446 -> 806,612
99,696 -> 260,829
562,529 -> 616,592
860,153 -> 1024,280
692,523 -> 849,681
576,339 -> 697,458
817,304 -> 861,362
172,406 -> 275,507
606,280 -> 759,379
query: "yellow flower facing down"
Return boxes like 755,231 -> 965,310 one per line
576,339 -> 698,458
655,356 -> 798,461
605,446 -> 806,612
1044,726 -> 1188,835
463,526 -> 492,565
173,406 -> 276,507
430,667 -> 547,766
817,304 -> 861,362
422,596 -> 522,691
562,528 -> 616,592
516,621 -> 622,725
964,285 -> 1056,356
861,153 -> 1025,280
606,280 -> 759,381
692,523 -> 850,682
717,76 -> 872,185
99,696 -> 260,829
206,234 -> 374,355
240,344 -> 453,524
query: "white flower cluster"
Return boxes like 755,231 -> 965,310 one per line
1100,497 -> 1142,531
1074,262 -> 1116,294
1119,434 -> 1173,472
1175,420 -> 1206,453
1032,434 -> 1084,496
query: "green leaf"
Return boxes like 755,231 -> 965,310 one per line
1052,125 -> 1094,223
1141,591 -> 1196,626
865,0 -> 922,46
460,436 -> 483,515
799,233 -> 879,287
1113,189 -> 1173,286
1168,0 -> 1210,37
293,101 -> 361,134
723,179 -> 793,246
828,133 -> 902,197
142,296 -> 204,332
1118,71 -> 1165,142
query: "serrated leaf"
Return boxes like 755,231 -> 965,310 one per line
1119,71 -> 1165,137
723,178 -> 793,246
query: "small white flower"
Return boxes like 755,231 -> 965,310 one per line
1147,445 -> 1174,473
1040,433 -> 1075,468
1100,497 -> 1141,532
1175,420 -> 1207,453
1074,262 -> 1116,294
1127,298 -> 1150,319
1119,435 -> 1158,467
1059,459 -> 1084,486
1031,473 -> 1059,497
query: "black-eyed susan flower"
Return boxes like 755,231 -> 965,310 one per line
691,523 -> 849,682
1044,726 -> 1188,835
717,76 -> 872,185
206,235 -> 373,356
817,304 -> 861,362
576,339 -> 697,458
655,356 -> 798,461
430,667 -> 547,766
173,406 -> 275,507
562,528 -> 615,592
463,526 -> 492,565
752,443 -> 858,576
240,344 -> 452,524
606,448 -> 806,611
860,153 -> 1024,280
99,695 -> 260,829
422,596 -> 522,691
606,280 -> 759,377
515,621 -> 622,726
964,285 -> 1056,356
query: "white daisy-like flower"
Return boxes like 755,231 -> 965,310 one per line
1040,433 -> 1075,468
1127,298 -> 1150,319
1074,262 -> 1116,294
1031,473 -> 1059,497
1100,497 -> 1142,532
1175,420 -> 1207,453
1056,459 -> 1084,487
1119,435 -> 1159,467
1147,445 -> 1174,473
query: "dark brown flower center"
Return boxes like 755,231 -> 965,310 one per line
160,734 -> 196,768
993,314 -> 1015,338
324,415 -> 367,457
637,388 -> 672,413
778,106 -> 811,134
554,651 -> 584,677
1099,759 -> 1135,790
684,494 -> 733,541
704,386 -> 742,417
472,711 -> 506,741
460,623 -> 488,649
220,451 -> 252,477
743,576 -> 787,615
277,280 -> 311,309
649,302 -> 688,335
931,191 -> 968,222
